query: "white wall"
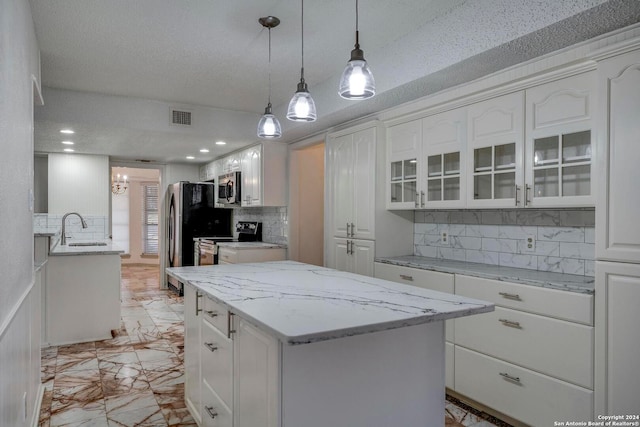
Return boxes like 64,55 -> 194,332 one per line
0,0 -> 44,425
48,153 -> 110,216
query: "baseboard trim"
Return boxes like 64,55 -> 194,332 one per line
31,384 -> 45,427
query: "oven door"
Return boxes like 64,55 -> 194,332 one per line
199,242 -> 216,266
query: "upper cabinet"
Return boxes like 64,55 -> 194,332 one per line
239,142 -> 287,208
524,72 -> 595,208
386,71 -> 596,210
467,91 -> 524,208
387,119 -> 421,209
422,108 -> 467,208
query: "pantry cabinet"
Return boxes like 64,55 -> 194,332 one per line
332,238 -> 375,277
328,126 -> 376,239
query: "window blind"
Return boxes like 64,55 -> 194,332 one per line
141,183 -> 159,255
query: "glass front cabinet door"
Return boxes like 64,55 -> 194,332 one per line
387,119 -> 422,209
524,72 -> 595,207
422,108 -> 467,208
467,91 -> 524,208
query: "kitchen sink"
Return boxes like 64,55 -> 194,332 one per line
68,242 -> 108,247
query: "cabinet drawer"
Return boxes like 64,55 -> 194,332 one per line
201,319 -> 233,408
455,275 -> 593,325
375,262 -> 455,341
455,346 -> 593,427
455,306 -> 593,388
218,248 -> 238,264
203,296 -> 229,336
201,379 -> 232,427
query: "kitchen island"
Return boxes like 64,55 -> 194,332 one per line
167,261 -> 493,427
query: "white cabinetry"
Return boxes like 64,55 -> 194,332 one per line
467,91 -> 524,208
184,285 -> 202,425
332,238 -> 375,277
386,119 -> 421,209
454,275 -> 594,425
422,108 -> 467,208
595,261 -> 640,415
596,50 -> 640,263
373,262 -> 455,388
238,143 -> 287,207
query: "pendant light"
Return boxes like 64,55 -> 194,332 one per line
338,0 -> 375,100
286,0 -> 317,122
257,16 -> 282,139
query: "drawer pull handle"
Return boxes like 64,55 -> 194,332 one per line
399,274 -> 414,281
499,319 -> 522,329
205,310 -> 218,318
228,312 -> 236,339
195,292 -> 203,315
498,292 -> 522,301
204,342 -> 218,352
205,406 -> 218,419
499,372 -> 521,384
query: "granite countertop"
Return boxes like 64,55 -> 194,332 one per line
375,255 -> 595,294
216,242 -> 287,250
166,261 -> 493,345
34,225 -> 61,237
49,240 -> 124,256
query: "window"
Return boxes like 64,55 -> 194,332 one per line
142,183 -> 159,255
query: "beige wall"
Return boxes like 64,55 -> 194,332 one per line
289,143 -> 325,266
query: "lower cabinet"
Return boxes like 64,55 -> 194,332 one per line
374,262 -> 455,388
333,238 -> 375,276
595,261 -> 640,415
184,286 -> 279,427
454,275 -> 594,425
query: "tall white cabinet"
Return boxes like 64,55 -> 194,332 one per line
595,47 -> 640,416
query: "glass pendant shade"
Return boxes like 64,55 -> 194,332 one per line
257,104 -> 282,139
339,51 -> 375,99
286,79 -> 317,122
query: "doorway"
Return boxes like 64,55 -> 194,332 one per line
111,166 -> 161,268
288,142 -> 325,266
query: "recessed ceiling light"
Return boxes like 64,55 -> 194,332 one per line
61,141 -> 74,145
60,129 -> 75,134
63,148 -> 74,152
186,156 -> 195,160
200,148 -> 210,153
215,141 -> 226,145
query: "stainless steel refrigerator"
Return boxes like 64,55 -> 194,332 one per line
166,181 -> 231,293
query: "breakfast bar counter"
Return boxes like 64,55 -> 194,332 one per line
167,261 -> 493,427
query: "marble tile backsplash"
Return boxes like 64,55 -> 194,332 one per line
34,213 -> 109,241
414,209 -> 595,276
233,207 -> 288,245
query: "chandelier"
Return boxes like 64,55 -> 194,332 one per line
112,173 -> 129,195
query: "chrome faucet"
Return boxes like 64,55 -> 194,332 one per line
61,212 -> 88,245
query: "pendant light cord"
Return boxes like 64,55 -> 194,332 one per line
300,0 -> 305,81
268,26 -> 272,105
355,0 -> 360,49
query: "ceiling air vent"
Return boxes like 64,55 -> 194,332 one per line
171,108 -> 192,126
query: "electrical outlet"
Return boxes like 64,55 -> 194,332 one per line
440,230 -> 449,246
524,235 -> 536,252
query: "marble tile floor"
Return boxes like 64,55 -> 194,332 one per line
39,264 -> 508,427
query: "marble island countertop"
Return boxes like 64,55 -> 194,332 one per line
375,255 -> 595,294
49,239 -> 124,256
216,241 -> 287,249
166,261 -> 494,345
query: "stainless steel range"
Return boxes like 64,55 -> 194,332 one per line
194,221 -> 262,266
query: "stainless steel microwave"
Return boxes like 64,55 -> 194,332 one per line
217,172 -> 241,207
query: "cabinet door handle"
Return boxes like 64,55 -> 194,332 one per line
421,191 -> 425,208
205,406 -> 218,419
204,342 -> 218,352
228,312 -> 236,339
346,222 -> 351,237
498,292 -> 522,301
205,310 -> 218,318
499,372 -> 521,384
499,319 -> 522,329
195,292 -> 203,315
525,184 -> 531,207
350,222 -> 355,238
399,274 -> 414,281
515,185 -> 520,207
347,240 -> 352,255
415,192 -> 420,208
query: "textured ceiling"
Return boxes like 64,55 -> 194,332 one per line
30,0 -> 640,163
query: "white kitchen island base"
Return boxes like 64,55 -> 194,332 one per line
280,321 -> 445,427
